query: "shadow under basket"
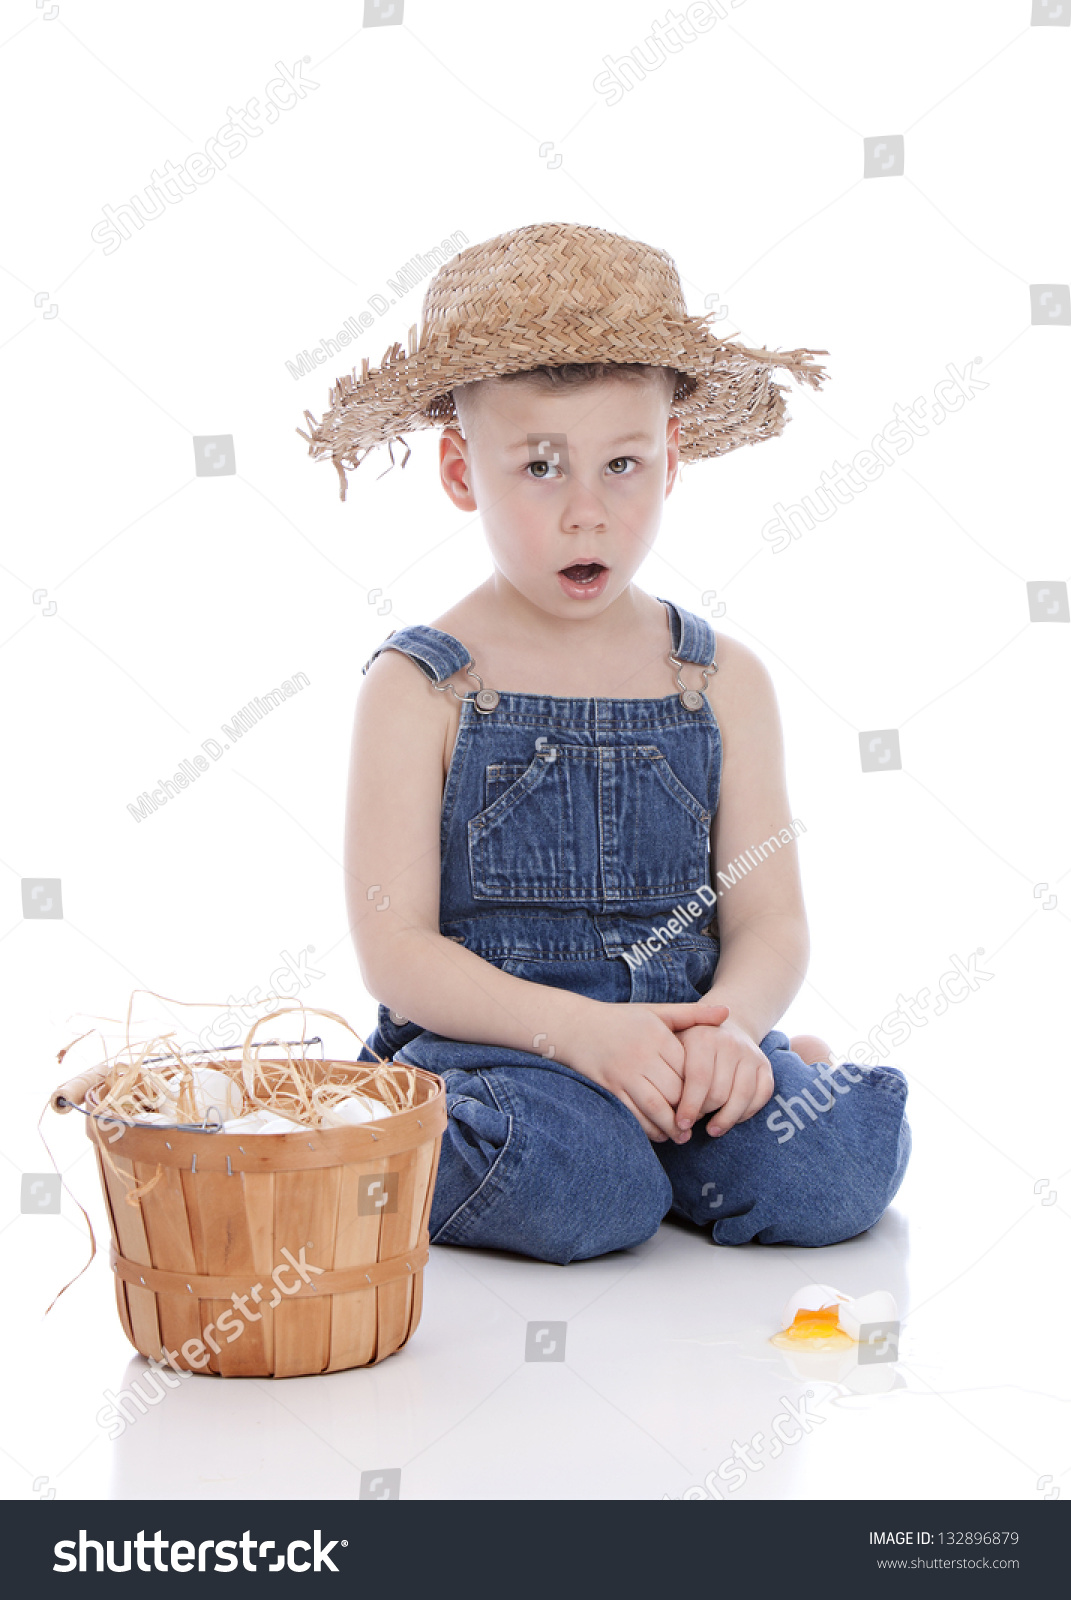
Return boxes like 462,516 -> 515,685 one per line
82,1053 -> 447,1379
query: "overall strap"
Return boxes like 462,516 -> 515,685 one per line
655,596 -> 717,669
362,624 -> 472,684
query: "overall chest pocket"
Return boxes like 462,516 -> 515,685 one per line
467,743 -> 712,904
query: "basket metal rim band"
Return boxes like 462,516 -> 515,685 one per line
109,1240 -> 430,1300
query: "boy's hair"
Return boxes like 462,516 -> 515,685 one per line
450,362 -> 696,438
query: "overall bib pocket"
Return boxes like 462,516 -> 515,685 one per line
467,743 -> 713,904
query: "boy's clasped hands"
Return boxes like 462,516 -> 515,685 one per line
569,1000 -> 774,1145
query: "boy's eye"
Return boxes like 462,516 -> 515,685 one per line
525,456 -> 638,479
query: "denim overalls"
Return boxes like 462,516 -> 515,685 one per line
358,596 -> 910,1264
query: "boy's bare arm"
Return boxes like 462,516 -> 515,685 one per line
345,648 -> 598,1057
703,637 -> 810,1043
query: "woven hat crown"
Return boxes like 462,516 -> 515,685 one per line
419,223 -> 690,344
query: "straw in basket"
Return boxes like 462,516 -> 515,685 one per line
50,1006 -> 447,1378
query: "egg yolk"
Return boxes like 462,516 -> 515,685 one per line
769,1303 -> 856,1351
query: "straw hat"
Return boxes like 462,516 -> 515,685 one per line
296,222 -> 830,501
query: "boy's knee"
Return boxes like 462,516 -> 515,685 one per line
430,1066 -> 672,1263
518,1074 -> 674,1261
750,1083 -> 912,1247
545,1160 -> 672,1263
686,1060 -> 911,1248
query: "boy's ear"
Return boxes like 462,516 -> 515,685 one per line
664,411 -> 682,496
439,424 -> 478,512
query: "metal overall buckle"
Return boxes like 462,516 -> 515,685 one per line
669,650 -> 717,711
430,659 -> 500,714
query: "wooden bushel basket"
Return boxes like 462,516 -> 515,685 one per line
54,1009 -> 446,1378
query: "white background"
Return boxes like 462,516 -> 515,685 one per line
2,0 -> 1069,1502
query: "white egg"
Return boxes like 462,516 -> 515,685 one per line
837,1289 -> 899,1342
320,1093 -> 391,1127
220,1109 -> 282,1135
254,1114 -> 306,1135
175,1066 -> 244,1123
779,1282 -> 850,1330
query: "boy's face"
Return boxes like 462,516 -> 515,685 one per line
439,374 -> 680,615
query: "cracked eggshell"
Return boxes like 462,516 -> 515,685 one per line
779,1283 -> 851,1330
836,1290 -> 899,1341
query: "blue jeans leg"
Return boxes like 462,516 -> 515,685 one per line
655,1030 -> 911,1245
427,1059 -> 673,1266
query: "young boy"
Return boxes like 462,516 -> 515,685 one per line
299,222 -> 911,1265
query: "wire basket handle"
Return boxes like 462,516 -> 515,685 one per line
241,1006 -> 389,1070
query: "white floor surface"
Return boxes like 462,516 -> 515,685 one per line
6,1062 -> 1069,1503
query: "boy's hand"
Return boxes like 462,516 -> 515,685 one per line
674,1015 -> 775,1138
569,1000 -> 730,1144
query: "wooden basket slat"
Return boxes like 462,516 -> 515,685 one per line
139,1165 -> 197,1271
325,1164 -> 385,1372
139,1166 -> 201,1364
406,1129 -> 442,1346
154,1294 -> 204,1369
239,1172 -> 277,1375
376,1146 -> 423,1361
192,1171 -> 263,1377
352,1151 -> 393,1365
199,1300 -> 225,1375
272,1167 -> 341,1379
406,1266 -> 424,1344
94,1144 -> 136,1348
404,1136 -> 437,1342
104,1153 -> 162,1357
418,1129 -> 444,1240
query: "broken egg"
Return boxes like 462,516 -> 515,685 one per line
770,1282 -> 899,1353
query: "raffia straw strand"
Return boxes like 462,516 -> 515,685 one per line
36,1099 -> 98,1316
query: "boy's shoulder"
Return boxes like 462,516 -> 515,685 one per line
706,630 -> 782,747
712,630 -> 768,678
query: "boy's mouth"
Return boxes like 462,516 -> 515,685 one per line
558,561 -> 607,585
